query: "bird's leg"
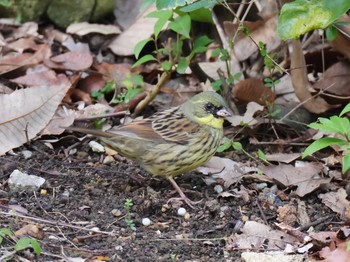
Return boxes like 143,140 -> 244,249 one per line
167,176 -> 202,209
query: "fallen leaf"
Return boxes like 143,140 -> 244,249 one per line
67,22 -> 121,36
0,76 -> 71,155
318,188 -> 350,216
46,51 -> 93,71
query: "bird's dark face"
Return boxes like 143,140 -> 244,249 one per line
204,102 -> 231,119
181,92 -> 232,129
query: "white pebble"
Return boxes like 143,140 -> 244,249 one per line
177,207 -> 187,216
89,141 -> 105,153
142,218 -> 151,226
214,184 -> 224,194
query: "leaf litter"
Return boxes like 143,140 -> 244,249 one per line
0,1 -> 350,261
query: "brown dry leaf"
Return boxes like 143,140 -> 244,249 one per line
11,68 -> 62,86
41,106 -> 75,135
0,76 -> 71,155
108,5 -> 156,56
329,14 -> 350,60
277,204 -> 298,226
265,153 -> 301,163
261,162 -> 331,197
310,231 -> 337,245
233,78 -> 276,105
313,61 -> 350,103
318,188 -> 350,217
226,221 -> 300,251
290,40 -> 336,113
67,22 -> 121,36
319,241 -> 350,262
7,38 -> 40,53
230,16 -> 280,61
15,224 -> 44,239
46,51 -> 93,71
197,156 -> 258,188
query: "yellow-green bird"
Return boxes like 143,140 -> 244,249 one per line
67,92 -> 231,208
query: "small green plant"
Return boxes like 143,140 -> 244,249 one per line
302,103 -> 350,173
124,198 -> 136,230
0,227 -> 42,261
169,252 -> 177,260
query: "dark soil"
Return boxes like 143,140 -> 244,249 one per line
0,139 -> 340,261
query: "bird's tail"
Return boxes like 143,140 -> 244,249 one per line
64,126 -> 115,138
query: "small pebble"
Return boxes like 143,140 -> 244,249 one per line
89,141 -> 105,153
177,207 -> 187,216
184,213 -> 190,220
111,209 -> 122,217
142,218 -> 151,226
40,189 -> 47,196
214,184 -> 224,194
22,150 -> 32,159
103,155 -> 115,164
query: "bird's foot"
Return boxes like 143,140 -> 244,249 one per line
167,176 -> 202,209
167,196 -> 202,209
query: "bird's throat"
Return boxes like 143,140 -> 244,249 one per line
196,115 -> 224,129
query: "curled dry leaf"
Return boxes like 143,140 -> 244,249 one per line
0,76 -> 71,155
67,22 -> 121,36
226,101 -> 264,126
318,188 -> 350,217
313,61 -> 350,103
232,78 -> 276,105
108,5 -> 156,56
291,40 -> 337,113
261,162 -> 331,197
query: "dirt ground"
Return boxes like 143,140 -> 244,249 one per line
0,136 -> 339,261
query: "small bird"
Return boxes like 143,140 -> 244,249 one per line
67,92 -> 231,208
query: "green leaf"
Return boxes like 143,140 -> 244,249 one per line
309,116 -> 350,137
125,88 -> 142,103
326,25 -> 338,41
148,10 -> 173,38
187,8 -> 213,23
302,137 -> 347,158
180,0 -> 217,12
277,0 -> 350,40
134,38 -> 153,59
176,57 -> 188,74
156,0 -> 196,9
193,35 -> 212,53
0,228 -> 14,237
211,79 -> 222,91
342,152 -> 350,173
169,14 -> 191,38
161,60 -> 172,71
211,48 -> 221,57
216,140 -> 232,152
15,237 -> 32,251
258,149 -> 269,163
232,142 -> 243,151
132,54 -> 157,68
340,103 -> 350,116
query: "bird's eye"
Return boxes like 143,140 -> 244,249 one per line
205,102 -> 214,112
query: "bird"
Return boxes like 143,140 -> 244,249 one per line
67,92 -> 232,208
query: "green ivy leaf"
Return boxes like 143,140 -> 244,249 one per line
211,79 -> 222,91
161,60 -> 172,71
132,54 -> 157,68
340,103 -> 350,117
125,88 -> 142,103
148,10 -> 173,38
326,25 -> 338,41
156,0 -> 196,9
278,0 -> 350,40
302,137 -> 347,158
134,38 -> 153,59
192,35 -> 212,53
342,152 -> 350,173
176,57 -> 188,74
232,142 -> 243,151
15,237 -> 32,252
169,14 -> 191,38
216,140 -> 232,152
180,0 -> 217,12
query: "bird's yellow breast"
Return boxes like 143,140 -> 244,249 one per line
195,115 -> 224,129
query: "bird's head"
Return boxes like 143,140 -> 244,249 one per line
181,92 -> 232,129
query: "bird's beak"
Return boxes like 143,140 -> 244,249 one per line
216,107 -> 232,117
